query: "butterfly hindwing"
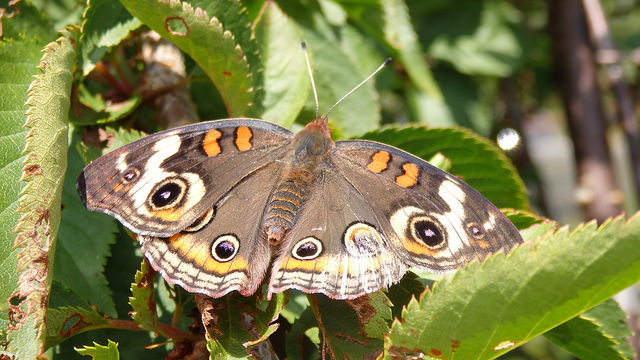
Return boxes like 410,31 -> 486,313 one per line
78,119 -> 293,237
140,161 -> 285,298
268,166 -> 408,300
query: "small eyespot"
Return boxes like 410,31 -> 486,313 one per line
211,235 -> 239,262
149,177 -> 187,209
411,219 -> 444,248
292,237 -> 323,260
467,223 -> 484,238
122,168 -> 139,183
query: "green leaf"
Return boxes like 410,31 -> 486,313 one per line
360,126 -> 528,209
0,10 -> 56,343
254,1 -> 309,127
55,138 -> 118,317
310,294 -> 388,359
188,0 -> 263,114
429,67 -> 495,135
129,259 -> 161,333
78,0 -> 142,75
379,0 -> 442,98
545,298 -> 635,360
77,126 -> 147,165
75,339 -> 120,360
503,209 -> 545,230
120,0 -> 256,117
346,292 -> 392,339
71,83 -> 142,125
8,30 -> 76,358
385,213 -> 640,359
45,306 -> 109,349
280,290 -> 311,324
0,1 -> 56,41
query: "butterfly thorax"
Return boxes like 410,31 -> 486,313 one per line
263,119 -> 334,244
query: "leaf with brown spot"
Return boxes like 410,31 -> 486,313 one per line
0,10 -> 57,356
346,291 -> 391,339
120,0 -> 257,117
311,294 -> 389,359
44,306 -> 108,349
8,29 -> 76,357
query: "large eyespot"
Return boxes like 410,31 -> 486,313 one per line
183,207 -> 216,233
149,177 -> 188,210
292,237 -> 323,260
410,218 -> 445,248
122,168 -> 140,183
211,235 -> 239,262
342,222 -> 385,258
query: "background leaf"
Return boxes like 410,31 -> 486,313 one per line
45,305 -> 109,349
414,0 -> 525,77
78,0 -> 141,75
310,294 -> 389,359
276,0 -> 381,137
128,260 -> 160,333
55,139 -> 118,318
207,291 -> 286,358
254,2 -> 309,127
75,339 -> 120,360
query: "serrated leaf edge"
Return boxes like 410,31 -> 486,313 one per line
9,28 -> 76,356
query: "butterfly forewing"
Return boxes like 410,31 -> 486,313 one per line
78,119 -> 293,237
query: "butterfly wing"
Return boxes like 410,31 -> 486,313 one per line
330,140 -> 523,272
77,119 -> 293,237
139,160 -> 285,298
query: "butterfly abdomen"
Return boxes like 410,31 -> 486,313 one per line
264,173 -> 310,244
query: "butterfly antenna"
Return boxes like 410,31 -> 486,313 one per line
301,41 -> 320,120
323,57 -> 392,121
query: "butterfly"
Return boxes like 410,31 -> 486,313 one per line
77,50 -> 522,300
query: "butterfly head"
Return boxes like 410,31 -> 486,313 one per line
292,118 -> 334,166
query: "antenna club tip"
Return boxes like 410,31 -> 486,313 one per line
301,41 -> 307,50
384,57 -> 392,66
